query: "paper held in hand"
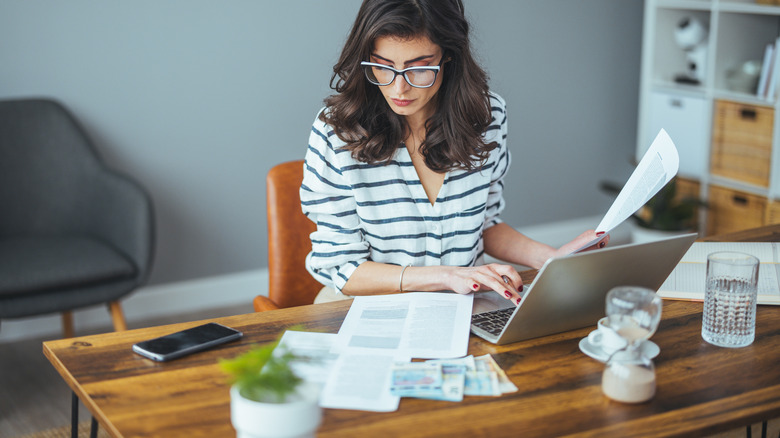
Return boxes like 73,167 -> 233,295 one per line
573,128 -> 680,253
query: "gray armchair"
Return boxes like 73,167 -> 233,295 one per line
0,98 -> 155,337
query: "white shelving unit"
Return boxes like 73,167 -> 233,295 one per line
637,0 -> 780,234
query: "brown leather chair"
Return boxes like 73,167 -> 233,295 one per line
253,160 -> 322,312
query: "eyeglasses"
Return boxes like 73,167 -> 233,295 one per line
360,61 -> 441,88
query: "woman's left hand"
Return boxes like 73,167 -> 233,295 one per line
554,230 -> 610,257
442,264 -> 524,305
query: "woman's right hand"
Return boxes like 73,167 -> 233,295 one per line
555,230 -> 610,256
444,264 -> 524,305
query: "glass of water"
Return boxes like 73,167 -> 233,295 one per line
702,251 -> 759,348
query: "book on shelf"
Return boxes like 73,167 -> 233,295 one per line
767,36 -> 780,100
757,42 -> 775,99
658,242 -> 780,305
756,37 -> 780,101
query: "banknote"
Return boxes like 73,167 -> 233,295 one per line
390,362 -> 443,398
423,358 -> 471,402
464,369 -> 501,396
426,355 -> 475,371
475,354 -> 518,394
429,355 -> 500,397
390,355 -> 516,400
437,364 -> 466,401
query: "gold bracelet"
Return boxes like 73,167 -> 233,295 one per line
399,264 -> 412,292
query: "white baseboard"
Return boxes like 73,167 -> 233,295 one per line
0,216 -> 633,344
0,269 -> 269,343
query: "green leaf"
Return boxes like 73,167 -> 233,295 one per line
219,326 -> 306,403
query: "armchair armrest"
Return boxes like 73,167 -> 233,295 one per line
81,168 -> 155,284
253,295 -> 281,312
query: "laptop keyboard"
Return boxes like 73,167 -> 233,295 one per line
471,307 -> 515,336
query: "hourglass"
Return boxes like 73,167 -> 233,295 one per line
601,286 -> 663,403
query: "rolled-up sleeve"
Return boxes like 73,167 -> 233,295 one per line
483,94 -> 509,230
300,116 -> 369,294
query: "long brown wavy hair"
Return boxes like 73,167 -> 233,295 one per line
322,0 -> 497,172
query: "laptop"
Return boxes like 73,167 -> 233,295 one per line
470,233 -> 697,345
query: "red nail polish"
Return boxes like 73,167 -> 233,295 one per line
519,284 -> 523,291
596,231 -> 605,236
504,291 -> 511,298
516,297 -> 522,305
599,241 -> 606,248
473,284 -> 479,290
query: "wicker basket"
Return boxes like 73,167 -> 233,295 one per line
711,100 -> 773,188
707,185 -> 766,235
766,200 -> 780,225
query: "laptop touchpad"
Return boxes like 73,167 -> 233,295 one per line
472,291 -> 515,315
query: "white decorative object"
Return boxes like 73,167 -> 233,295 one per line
230,383 -> 322,438
674,16 -> 708,84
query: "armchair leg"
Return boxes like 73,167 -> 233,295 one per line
108,301 -> 127,331
62,311 -> 75,338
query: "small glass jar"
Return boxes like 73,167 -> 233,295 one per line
602,348 -> 656,404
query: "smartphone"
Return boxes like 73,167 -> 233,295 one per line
132,322 -> 243,362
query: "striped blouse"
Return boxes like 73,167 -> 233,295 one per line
300,92 -> 510,294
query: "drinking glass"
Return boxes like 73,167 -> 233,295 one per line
702,251 -> 759,348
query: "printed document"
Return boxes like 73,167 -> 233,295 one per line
277,330 -> 339,385
333,292 -> 474,359
277,329 -> 408,412
574,128 -> 680,252
311,292 -> 472,412
319,352 -> 409,412
659,242 -> 780,305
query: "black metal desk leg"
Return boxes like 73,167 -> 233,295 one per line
91,416 -> 99,438
71,392 -> 78,438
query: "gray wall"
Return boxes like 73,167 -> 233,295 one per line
0,1 -> 642,286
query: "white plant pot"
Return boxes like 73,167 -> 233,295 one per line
631,225 -> 692,244
230,383 -> 322,438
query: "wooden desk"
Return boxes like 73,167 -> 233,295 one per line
44,226 -> 780,437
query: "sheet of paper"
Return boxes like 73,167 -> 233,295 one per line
334,292 -> 473,359
319,352 -> 408,412
574,128 -> 679,253
277,330 -> 339,385
676,242 -> 778,264
658,242 -> 780,305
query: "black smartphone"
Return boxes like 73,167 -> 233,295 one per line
132,322 -> 243,362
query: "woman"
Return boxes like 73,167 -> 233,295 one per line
301,0 -> 607,304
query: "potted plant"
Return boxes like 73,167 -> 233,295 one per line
600,177 -> 707,243
220,335 -> 322,438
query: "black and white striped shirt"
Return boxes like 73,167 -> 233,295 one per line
301,92 -> 510,294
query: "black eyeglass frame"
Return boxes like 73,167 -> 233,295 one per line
360,60 -> 443,89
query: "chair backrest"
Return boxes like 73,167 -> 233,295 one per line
0,98 -> 154,282
266,160 -> 322,308
0,99 -> 103,236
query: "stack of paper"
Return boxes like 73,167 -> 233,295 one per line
276,292 -> 480,412
658,242 -> 780,305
